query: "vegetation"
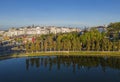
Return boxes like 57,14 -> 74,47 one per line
24,22 -> 120,53
1,22 -> 120,57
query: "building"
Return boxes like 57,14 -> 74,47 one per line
2,26 -> 81,37
0,30 -> 5,35
97,26 -> 106,33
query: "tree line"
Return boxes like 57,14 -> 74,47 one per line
24,22 -> 120,52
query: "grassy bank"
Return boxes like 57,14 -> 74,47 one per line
10,51 -> 120,58
1,51 -> 120,60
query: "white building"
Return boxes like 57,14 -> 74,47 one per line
61,27 -> 71,33
49,27 -> 57,34
2,26 -> 81,37
26,28 -> 37,35
0,31 -> 5,35
36,27 -> 41,34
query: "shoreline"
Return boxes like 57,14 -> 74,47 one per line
1,51 -> 120,60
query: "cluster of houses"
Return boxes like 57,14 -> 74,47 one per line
0,26 -> 81,47
0,26 -> 81,37
0,26 -> 108,43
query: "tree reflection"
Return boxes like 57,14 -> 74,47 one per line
26,59 -> 29,70
25,56 -> 120,72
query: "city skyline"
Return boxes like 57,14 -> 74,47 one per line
0,0 -> 120,29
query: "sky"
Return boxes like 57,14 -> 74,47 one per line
0,0 -> 120,29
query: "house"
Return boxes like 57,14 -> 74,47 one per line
0,30 -> 5,35
2,26 -> 81,37
97,26 -> 106,33
36,27 -> 41,34
49,26 -> 56,34
56,27 -> 62,33
26,28 -> 37,35
61,27 -> 70,33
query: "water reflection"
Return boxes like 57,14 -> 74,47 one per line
25,56 -> 120,72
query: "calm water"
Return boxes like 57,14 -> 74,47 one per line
0,56 -> 120,82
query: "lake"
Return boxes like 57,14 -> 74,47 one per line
0,56 -> 120,82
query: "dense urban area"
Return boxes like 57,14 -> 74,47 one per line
0,22 -> 120,56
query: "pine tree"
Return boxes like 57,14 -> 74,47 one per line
95,41 -> 100,51
117,40 -> 120,51
30,43 -> 36,53
86,40 -> 91,51
25,42 -> 30,53
36,41 -> 40,52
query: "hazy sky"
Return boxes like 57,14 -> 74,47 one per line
0,0 -> 120,29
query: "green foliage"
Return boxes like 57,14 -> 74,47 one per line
108,22 -> 120,31
117,41 -> 120,51
24,23 -> 120,53
30,43 -> 36,52
35,41 -> 40,52
25,42 -> 30,52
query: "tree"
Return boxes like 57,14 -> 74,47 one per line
72,37 -> 77,51
107,40 -> 112,51
53,41 -> 56,51
86,40 -> 91,51
112,41 -> 116,51
47,36 -> 53,51
43,39 -> 48,51
117,40 -> 120,51
30,43 -> 36,53
56,35 -> 62,51
95,41 -> 100,51
76,38 -> 82,51
25,42 -> 30,53
107,22 -> 120,32
35,41 -> 40,52
91,41 -> 95,51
